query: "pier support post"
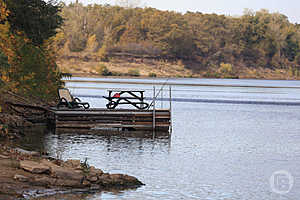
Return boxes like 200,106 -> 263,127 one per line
153,86 -> 156,139
169,86 -> 172,135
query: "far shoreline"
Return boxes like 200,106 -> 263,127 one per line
63,73 -> 300,89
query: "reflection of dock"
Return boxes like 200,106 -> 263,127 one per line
49,108 -> 171,137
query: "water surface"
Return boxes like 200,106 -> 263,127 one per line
29,78 -> 300,199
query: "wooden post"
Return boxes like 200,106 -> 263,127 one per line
153,86 -> 156,139
169,85 -> 172,135
161,87 -> 163,109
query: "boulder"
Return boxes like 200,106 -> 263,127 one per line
20,160 -> 50,174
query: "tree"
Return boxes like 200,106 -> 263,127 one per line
4,0 -> 63,46
0,0 -> 63,99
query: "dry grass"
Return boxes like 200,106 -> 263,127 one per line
57,55 -> 194,77
56,52 -> 300,80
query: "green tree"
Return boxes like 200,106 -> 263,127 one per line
5,0 -> 63,46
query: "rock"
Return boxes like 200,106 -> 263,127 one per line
86,166 -> 103,183
96,173 -> 144,188
109,174 -> 144,187
40,159 -> 60,169
55,179 -> 82,188
87,175 -> 98,183
41,159 -> 84,181
90,184 -> 101,190
14,174 -> 29,182
50,166 -> 84,181
89,166 -> 104,176
108,174 -> 124,186
82,180 -> 91,187
63,160 -> 81,169
14,148 -> 40,157
0,154 -> 9,159
20,160 -> 50,174
122,174 -> 144,186
33,177 -> 57,187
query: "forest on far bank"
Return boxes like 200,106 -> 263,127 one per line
55,2 -> 300,78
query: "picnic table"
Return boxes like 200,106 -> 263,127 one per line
103,90 -> 150,110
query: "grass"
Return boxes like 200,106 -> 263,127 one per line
56,52 -> 300,79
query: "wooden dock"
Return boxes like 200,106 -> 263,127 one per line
49,108 -> 171,137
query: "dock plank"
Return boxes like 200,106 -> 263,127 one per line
50,108 -> 171,135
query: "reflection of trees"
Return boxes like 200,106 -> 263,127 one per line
16,126 -> 48,153
43,132 -> 67,160
104,136 -> 171,154
42,131 -> 171,161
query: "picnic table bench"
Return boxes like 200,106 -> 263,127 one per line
103,90 -> 149,110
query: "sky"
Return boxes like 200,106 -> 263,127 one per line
63,0 -> 300,24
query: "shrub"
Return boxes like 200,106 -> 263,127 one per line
97,45 -> 109,62
98,64 -> 112,76
68,32 -> 87,52
218,63 -> 233,74
148,72 -> 157,77
127,69 -> 140,77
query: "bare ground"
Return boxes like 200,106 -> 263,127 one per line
57,55 -> 300,80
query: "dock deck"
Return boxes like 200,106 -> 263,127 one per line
49,108 -> 171,137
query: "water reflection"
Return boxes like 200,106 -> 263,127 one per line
42,133 -> 171,168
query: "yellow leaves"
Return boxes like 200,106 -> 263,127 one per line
86,34 -> 98,51
0,0 -> 9,21
1,74 -> 9,82
22,73 -> 35,82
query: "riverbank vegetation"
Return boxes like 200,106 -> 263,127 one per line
0,0 -> 64,138
0,0 -> 64,101
55,2 -> 300,79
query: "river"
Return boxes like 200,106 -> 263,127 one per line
24,78 -> 300,199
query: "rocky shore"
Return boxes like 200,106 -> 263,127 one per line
0,144 -> 144,200
0,91 -> 145,199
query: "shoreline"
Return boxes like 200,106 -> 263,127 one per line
63,75 -> 300,89
0,143 -> 144,200
64,72 -> 300,81
0,92 -> 144,200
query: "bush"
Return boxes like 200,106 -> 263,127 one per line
127,69 -> 140,77
97,45 -> 109,62
148,72 -> 157,77
68,32 -> 87,52
98,64 -> 112,76
218,63 -> 233,74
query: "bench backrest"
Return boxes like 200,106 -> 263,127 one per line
58,88 -> 73,102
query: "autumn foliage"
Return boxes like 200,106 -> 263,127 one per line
55,3 -> 300,77
0,0 -> 63,100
